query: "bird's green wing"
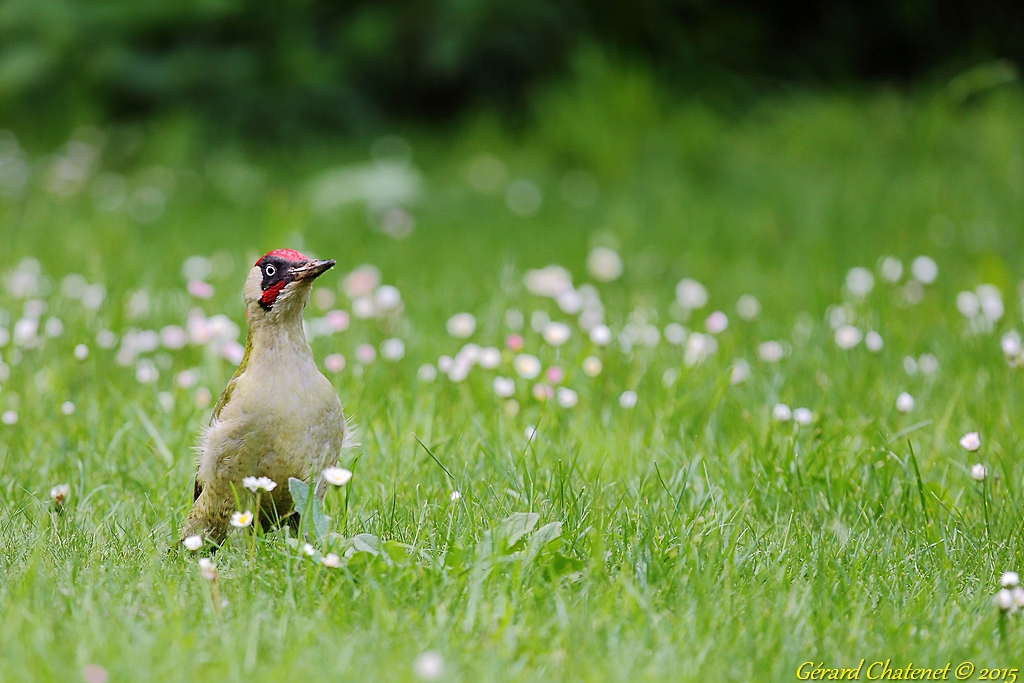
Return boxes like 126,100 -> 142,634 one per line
210,334 -> 252,425
194,334 -> 252,502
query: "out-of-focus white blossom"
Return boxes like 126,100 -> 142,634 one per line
911,256 -> 938,284
587,248 -> 623,282
675,279 -> 708,309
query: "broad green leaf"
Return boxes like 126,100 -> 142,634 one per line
383,540 -> 412,564
522,521 -> 563,565
499,512 -> 539,551
350,533 -> 380,555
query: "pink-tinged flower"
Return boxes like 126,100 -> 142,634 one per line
187,280 -> 215,299
865,331 -> 883,352
971,463 -> 987,481
82,664 -> 108,683
619,391 -> 638,409
160,325 -> 188,349
505,334 -> 524,352
705,311 -> 728,334
355,344 -> 376,364
959,432 -> 980,452
342,265 -> 381,299
532,383 -> 553,401
222,341 -> 245,365
321,553 -> 341,568
324,353 -> 346,372
545,366 -> 564,384
325,310 -> 350,332
194,387 -> 212,408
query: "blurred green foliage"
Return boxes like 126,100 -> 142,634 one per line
0,0 -> 1021,136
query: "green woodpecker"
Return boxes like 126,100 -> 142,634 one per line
181,248 -> 350,544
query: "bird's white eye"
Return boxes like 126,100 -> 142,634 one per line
265,265 -> 276,277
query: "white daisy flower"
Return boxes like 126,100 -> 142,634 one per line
959,432 -> 980,452
198,558 -> 217,581
793,407 -> 813,425
242,476 -> 277,492
542,321 -> 571,346
183,535 -> 203,551
895,392 -> 915,413
230,510 -> 253,528
513,354 -> 542,379
493,377 -> 516,398
322,467 -> 353,486
971,463 -> 987,481
556,387 -> 578,408
413,651 -> 445,681
446,312 -> 476,338
834,325 -> 862,350
994,588 -> 1014,612
772,403 -> 792,422
582,356 -> 602,377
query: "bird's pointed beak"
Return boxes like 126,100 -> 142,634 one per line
291,259 -> 336,281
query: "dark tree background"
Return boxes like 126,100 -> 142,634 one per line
0,0 -> 1020,134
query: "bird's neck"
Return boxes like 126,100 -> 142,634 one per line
244,314 -> 313,369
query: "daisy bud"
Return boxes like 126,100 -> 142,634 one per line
959,432 -> 981,452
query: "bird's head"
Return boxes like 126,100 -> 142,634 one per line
243,249 -> 335,323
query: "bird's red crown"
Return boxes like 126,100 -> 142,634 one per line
256,248 -> 308,265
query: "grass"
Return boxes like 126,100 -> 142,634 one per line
2,61 -> 1024,681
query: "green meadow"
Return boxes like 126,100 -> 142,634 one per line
2,63 -> 1024,681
